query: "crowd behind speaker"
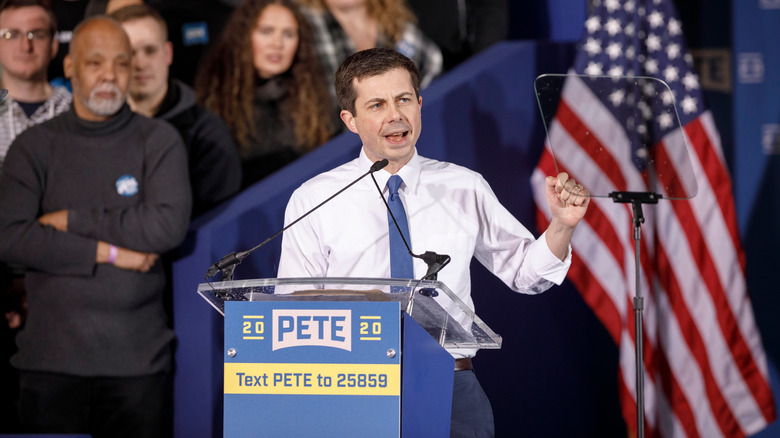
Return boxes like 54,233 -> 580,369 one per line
0,0 -> 507,435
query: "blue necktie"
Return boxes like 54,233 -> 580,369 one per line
386,175 -> 414,279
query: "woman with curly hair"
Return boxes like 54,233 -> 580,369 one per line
195,0 -> 337,188
296,0 -> 442,102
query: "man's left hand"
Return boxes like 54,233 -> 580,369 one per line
38,210 -> 68,232
545,172 -> 589,228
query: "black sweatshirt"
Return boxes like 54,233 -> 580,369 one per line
0,104 -> 192,376
156,79 -> 241,217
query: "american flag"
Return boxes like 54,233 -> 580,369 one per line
530,0 -> 777,437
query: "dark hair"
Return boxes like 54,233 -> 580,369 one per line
109,4 -> 168,41
0,0 -> 57,35
335,48 -> 420,115
194,0 -> 333,150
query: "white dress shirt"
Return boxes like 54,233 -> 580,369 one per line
278,149 -> 572,356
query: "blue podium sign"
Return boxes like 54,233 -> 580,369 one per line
223,301 -> 402,437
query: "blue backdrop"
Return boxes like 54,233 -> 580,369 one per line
733,0 -> 780,375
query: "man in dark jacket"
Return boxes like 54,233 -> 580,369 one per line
0,16 -> 191,437
112,3 -> 241,217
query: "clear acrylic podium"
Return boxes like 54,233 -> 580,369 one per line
198,277 -> 502,437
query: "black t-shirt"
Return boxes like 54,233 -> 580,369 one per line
16,101 -> 46,118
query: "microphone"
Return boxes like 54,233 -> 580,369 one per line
368,172 -> 451,281
204,159 -> 390,281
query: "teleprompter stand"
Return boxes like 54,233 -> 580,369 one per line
609,191 -> 662,438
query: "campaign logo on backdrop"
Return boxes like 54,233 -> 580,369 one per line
762,124 -> 780,155
737,52 -> 764,84
182,22 -> 209,46
692,49 -> 731,92
55,30 -> 72,44
759,0 -> 780,9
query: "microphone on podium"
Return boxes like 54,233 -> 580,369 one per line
204,159 -> 390,281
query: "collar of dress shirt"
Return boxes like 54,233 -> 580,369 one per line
357,147 -> 422,196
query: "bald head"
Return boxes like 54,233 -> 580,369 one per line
64,16 -> 132,121
69,16 -> 131,58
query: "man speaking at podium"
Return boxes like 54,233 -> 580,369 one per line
277,48 -> 589,437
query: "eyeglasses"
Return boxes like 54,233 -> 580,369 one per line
0,28 -> 52,42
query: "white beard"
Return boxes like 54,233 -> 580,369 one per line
81,83 -> 125,117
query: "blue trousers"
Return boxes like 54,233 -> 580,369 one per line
451,369 -> 495,437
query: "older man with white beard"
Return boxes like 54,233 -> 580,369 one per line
0,16 -> 191,438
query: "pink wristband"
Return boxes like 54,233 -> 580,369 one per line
107,244 -> 118,264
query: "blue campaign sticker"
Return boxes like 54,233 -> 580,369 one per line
115,175 -> 139,197
182,22 -> 209,46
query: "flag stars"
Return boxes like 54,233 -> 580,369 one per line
682,72 -> 699,91
646,34 -> 662,51
663,65 -> 680,83
585,16 -> 601,33
645,58 -> 659,74
575,0 -> 704,122
648,11 -> 665,28
606,42 -> 623,59
626,116 -> 636,131
681,95 -> 698,114
657,112 -> 674,129
668,17 -> 682,36
605,18 -> 622,36
609,89 -> 626,107
643,81 -> 657,98
626,92 -> 637,107
638,100 -> 653,120
605,0 -> 621,12
666,43 -> 681,59
585,61 -> 604,75
608,65 -> 625,76
584,38 -> 603,56
625,22 -> 635,37
661,89 -> 676,106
